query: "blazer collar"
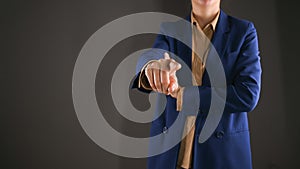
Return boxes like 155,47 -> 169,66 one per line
184,9 -> 230,46
178,10 -> 230,70
215,10 -> 230,34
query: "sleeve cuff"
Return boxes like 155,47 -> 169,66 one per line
138,60 -> 156,90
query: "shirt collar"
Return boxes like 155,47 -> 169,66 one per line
191,10 -> 220,31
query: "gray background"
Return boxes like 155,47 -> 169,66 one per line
2,0 -> 299,168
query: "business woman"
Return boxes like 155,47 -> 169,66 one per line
132,0 -> 262,168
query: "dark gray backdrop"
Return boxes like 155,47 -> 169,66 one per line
2,0 -> 299,169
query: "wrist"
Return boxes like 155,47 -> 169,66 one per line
170,86 -> 183,99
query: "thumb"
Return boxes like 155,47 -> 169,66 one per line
164,52 -> 170,60
170,61 -> 182,73
164,52 -> 181,72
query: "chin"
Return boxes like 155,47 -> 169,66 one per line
193,0 -> 213,5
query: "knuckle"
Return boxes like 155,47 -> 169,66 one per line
148,63 -> 155,69
145,68 -> 150,74
153,61 -> 159,66
145,67 -> 152,74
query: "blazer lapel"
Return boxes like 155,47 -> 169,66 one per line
176,14 -> 192,69
174,15 -> 193,86
202,10 -> 231,85
210,10 -> 231,59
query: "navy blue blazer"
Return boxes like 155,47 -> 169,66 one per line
132,10 -> 261,169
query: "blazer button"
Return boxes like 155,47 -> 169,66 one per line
215,131 -> 224,139
162,126 -> 168,134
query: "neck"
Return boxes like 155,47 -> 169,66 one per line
192,2 -> 220,28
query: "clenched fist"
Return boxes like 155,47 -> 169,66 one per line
145,52 -> 182,98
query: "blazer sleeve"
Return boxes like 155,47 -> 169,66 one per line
131,27 -> 170,92
182,22 -> 262,114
